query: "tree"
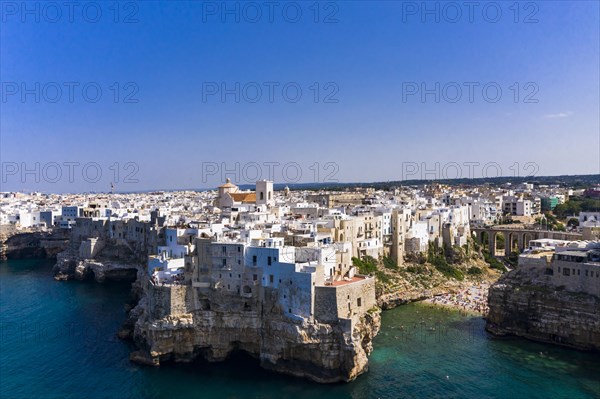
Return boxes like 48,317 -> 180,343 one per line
351,256 -> 378,275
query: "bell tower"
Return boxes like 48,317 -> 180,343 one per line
255,180 -> 274,206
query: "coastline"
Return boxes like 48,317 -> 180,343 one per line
421,282 -> 490,316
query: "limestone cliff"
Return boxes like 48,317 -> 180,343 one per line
54,241 -> 139,282
0,228 -> 69,260
486,266 -> 600,351
54,250 -> 139,282
129,278 -> 381,383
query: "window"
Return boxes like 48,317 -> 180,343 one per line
269,275 -> 274,283
222,259 -> 226,267
253,274 -> 257,281
268,256 -> 272,266
357,298 -> 362,307
238,246 -> 241,252
563,268 -> 570,276
222,246 -> 226,254
252,255 -> 257,266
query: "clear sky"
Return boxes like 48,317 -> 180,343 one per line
1,1 -> 599,193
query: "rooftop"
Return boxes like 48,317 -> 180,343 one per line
329,275 -> 368,287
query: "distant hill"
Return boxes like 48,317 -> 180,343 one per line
238,174 -> 599,192
107,174 -> 598,194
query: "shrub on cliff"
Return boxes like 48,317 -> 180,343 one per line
467,266 -> 483,275
382,256 -> 399,270
406,265 -> 429,275
427,243 -> 464,280
375,270 -> 391,284
483,250 -> 507,272
352,256 -> 378,275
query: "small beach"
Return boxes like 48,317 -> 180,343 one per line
423,282 -> 491,316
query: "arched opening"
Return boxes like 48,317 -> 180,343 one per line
494,232 -> 505,257
511,235 -> 519,253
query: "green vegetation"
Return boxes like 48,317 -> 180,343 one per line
406,265 -> 430,275
351,256 -> 378,275
535,212 -> 565,231
427,243 -> 464,281
382,256 -> 399,270
495,234 -> 505,249
375,270 -> 391,284
505,251 -> 520,268
367,306 -> 380,314
483,250 -> 507,272
553,197 -> 600,219
293,174 -> 599,192
355,238 -> 493,287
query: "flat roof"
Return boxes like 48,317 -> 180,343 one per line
556,251 -> 588,257
330,276 -> 367,287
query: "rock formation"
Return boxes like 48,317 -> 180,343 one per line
486,265 -> 600,351
54,250 -> 139,282
0,228 -> 69,260
129,277 -> 381,383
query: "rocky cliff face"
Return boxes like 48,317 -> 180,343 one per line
0,229 -> 69,260
54,250 -> 139,282
486,266 -> 600,351
129,279 -> 381,383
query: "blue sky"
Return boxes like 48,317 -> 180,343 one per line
1,1 -> 598,193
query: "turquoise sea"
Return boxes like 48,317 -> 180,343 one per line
1,258 -> 599,399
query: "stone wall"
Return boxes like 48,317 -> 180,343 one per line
314,277 -> 376,324
552,260 -> 600,297
147,283 -> 189,319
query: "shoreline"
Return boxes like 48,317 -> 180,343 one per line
420,282 -> 491,316
418,299 -> 485,317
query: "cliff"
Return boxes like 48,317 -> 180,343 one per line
53,227 -> 141,282
376,258 -> 500,310
0,227 -> 69,260
128,278 -> 381,383
486,266 -> 600,351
